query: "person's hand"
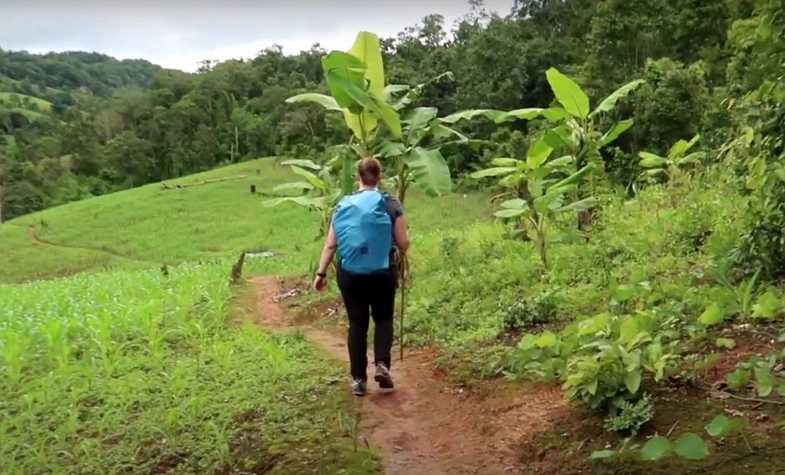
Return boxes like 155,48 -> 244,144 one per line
313,274 -> 327,292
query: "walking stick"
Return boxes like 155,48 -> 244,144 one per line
397,252 -> 408,361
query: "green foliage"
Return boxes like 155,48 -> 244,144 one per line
503,289 -> 561,332
0,262 -> 375,472
639,134 -> 704,181
510,311 -> 676,410
603,393 -> 655,435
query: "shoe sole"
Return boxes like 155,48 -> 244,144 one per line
374,373 -> 394,389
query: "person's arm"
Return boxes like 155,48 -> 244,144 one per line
313,225 -> 337,291
394,215 -> 410,253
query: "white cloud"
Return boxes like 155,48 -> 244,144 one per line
1,0 -> 515,72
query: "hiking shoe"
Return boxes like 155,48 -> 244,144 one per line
351,379 -> 367,397
374,363 -> 394,389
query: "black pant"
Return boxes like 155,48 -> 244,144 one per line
337,268 -> 395,381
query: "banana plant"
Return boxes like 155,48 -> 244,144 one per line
493,68 -> 644,229
265,149 -> 355,237
287,31 -> 402,155
471,132 -> 596,270
639,134 -> 704,180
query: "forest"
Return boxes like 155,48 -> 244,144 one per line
1,0 -> 785,473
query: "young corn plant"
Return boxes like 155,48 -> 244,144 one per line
471,132 -> 595,270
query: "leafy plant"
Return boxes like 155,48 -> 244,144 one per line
503,289 -> 561,332
471,133 -> 595,269
495,68 -> 644,228
265,152 -> 355,236
603,393 -> 654,435
510,312 -> 676,411
639,134 -> 704,181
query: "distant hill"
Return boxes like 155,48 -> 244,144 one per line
0,49 -> 163,98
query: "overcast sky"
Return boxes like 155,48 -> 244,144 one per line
1,0 -> 515,72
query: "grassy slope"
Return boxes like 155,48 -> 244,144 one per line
5,157 -> 782,473
0,157 -> 491,474
0,91 -> 54,111
2,157 -> 492,283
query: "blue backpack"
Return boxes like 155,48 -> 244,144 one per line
333,190 -> 392,274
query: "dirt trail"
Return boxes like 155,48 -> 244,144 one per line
252,276 -> 569,475
25,225 -> 151,263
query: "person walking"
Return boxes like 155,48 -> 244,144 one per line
313,157 -> 410,396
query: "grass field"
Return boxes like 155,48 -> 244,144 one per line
0,91 -> 53,112
0,157 -> 490,473
2,157 -> 492,283
0,261 -> 377,473
4,156 -> 784,473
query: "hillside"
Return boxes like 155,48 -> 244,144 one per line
0,49 -> 161,97
1,157 -> 491,283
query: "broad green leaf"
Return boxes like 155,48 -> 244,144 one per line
752,290 -> 782,319
285,93 -> 342,111
322,51 -> 367,110
470,167 -> 517,179
705,415 -> 748,438
383,84 -> 410,101
677,151 -> 705,166
640,436 -> 672,461
598,119 -> 634,148
405,107 -> 438,128
673,433 -> 709,460
280,159 -> 321,170
546,68 -> 590,119
726,369 -> 751,390
519,334 -> 538,351
551,164 -> 592,189
494,208 -> 527,218
619,317 -> 640,342
290,166 -> 328,191
669,134 -> 701,159
545,155 -> 574,170
639,152 -> 667,169
492,158 -> 520,167
500,199 -> 528,209
430,123 -> 469,143
377,141 -> 406,157
272,181 -> 315,193
591,449 -> 617,460
698,304 -> 725,326
556,197 -> 597,213
590,79 -> 645,117
541,107 -> 571,122
495,108 -> 546,123
536,331 -> 558,348
440,109 -> 504,124
348,32 -> 385,97
715,337 -> 736,350
526,134 -> 555,169
754,367 -> 774,397
407,147 -> 452,196
364,91 -> 402,138
625,370 -> 642,394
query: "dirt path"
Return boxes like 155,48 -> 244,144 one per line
252,276 -> 570,475
26,225 -> 152,264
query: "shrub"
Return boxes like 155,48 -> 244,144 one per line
604,393 -> 655,435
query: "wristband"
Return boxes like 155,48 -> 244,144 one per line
316,272 -> 327,278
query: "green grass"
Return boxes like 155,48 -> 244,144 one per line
2,157 -> 492,283
0,91 -> 53,112
0,261 -> 377,474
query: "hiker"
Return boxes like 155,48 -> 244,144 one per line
313,157 -> 410,396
